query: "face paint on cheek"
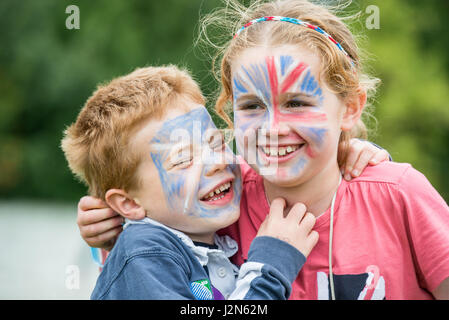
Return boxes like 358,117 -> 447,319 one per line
150,107 -> 241,220
285,157 -> 308,177
307,127 -> 328,146
150,151 -> 188,213
149,108 -> 211,216
232,55 -> 331,179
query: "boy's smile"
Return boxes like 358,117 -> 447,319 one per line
129,102 -> 241,241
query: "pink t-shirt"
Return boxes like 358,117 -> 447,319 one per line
221,160 -> 449,299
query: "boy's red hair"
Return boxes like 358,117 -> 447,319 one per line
61,66 -> 204,198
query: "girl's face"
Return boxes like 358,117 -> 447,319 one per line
231,45 -> 346,187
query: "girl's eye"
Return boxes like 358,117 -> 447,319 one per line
285,100 -> 312,108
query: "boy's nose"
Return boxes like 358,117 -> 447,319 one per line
204,161 -> 228,177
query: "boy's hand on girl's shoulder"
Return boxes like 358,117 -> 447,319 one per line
257,198 -> 319,258
342,138 -> 390,181
77,196 -> 124,251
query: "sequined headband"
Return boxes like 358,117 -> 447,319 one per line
234,16 -> 354,65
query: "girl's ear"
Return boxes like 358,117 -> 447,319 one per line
105,189 -> 146,221
341,87 -> 367,131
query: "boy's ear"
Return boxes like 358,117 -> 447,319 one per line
105,189 -> 146,221
340,87 -> 367,131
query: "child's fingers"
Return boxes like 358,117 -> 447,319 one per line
269,198 -> 286,219
306,230 -> 319,251
77,207 -> 119,227
81,215 -> 124,239
343,139 -> 364,180
350,148 -> 375,178
368,149 -> 390,165
86,225 -> 122,249
78,195 -> 108,211
286,203 -> 307,224
298,212 -> 316,233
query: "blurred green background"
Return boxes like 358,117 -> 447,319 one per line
0,0 -> 448,203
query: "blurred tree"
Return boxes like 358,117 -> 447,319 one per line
0,0 -> 222,201
0,0 -> 447,202
347,0 -> 449,202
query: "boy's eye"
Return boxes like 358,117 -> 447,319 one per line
206,130 -> 225,151
170,148 -> 193,169
172,158 -> 192,169
210,137 -> 225,151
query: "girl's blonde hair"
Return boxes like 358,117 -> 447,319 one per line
198,0 -> 380,166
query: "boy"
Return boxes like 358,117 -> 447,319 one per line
61,65 -> 318,299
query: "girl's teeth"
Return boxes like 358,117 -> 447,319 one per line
263,145 -> 300,157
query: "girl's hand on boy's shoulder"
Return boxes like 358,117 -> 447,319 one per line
77,196 -> 124,251
342,139 -> 390,181
257,198 -> 319,257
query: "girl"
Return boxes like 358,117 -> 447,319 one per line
201,0 -> 449,299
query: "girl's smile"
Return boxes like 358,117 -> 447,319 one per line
231,45 -> 345,186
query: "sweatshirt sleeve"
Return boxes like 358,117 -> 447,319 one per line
92,252 -> 196,300
228,236 -> 306,300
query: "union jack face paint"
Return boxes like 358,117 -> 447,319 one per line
232,52 -> 333,181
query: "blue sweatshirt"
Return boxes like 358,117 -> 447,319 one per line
91,218 -> 306,300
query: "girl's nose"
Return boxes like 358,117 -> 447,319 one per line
262,119 -> 290,137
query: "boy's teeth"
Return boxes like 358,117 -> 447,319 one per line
263,145 -> 300,157
203,182 -> 232,201
209,194 -> 225,201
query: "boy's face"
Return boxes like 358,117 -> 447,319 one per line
130,101 -> 241,238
